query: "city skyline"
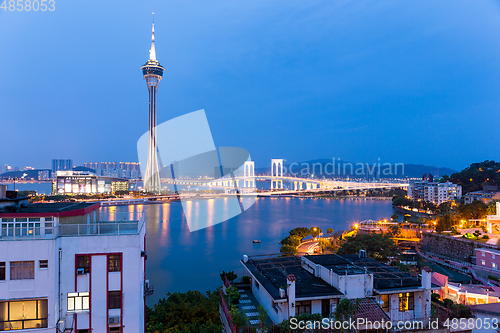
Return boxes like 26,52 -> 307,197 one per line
1,0 -> 500,170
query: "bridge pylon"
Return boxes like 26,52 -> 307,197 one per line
271,159 -> 284,189
243,161 -> 255,188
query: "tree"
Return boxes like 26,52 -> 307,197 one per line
310,227 -> 322,238
436,213 -> 459,232
280,235 -> 301,247
288,227 -> 311,239
280,245 -> 297,255
229,305 -> 248,330
487,200 -> 499,215
336,233 -> 398,262
220,270 -> 238,283
146,290 -> 222,333
448,160 -> 500,193
389,224 -> 401,237
334,299 -> 359,322
459,200 -> 488,220
391,214 -> 399,222
257,305 -> 268,330
326,228 -> 334,237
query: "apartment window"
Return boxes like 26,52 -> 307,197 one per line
493,254 -> 496,259
381,295 -> 390,312
108,291 -> 121,309
39,260 -> 48,269
296,301 -> 311,315
67,292 -> 90,311
44,223 -> 53,235
0,299 -> 48,330
77,255 -> 90,274
108,254 -> 121,272
493,263 -> 498,270
44,217 -> 53,222
399,293 -> 414,311
482,260 -> 486,265
482,251 -> 485,257
108,327 -> 121,332
1,219 -> 13,237
10,261 -> 35,280
0,262 -> 5,281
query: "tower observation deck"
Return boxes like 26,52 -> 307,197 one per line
141,20 -> 164,194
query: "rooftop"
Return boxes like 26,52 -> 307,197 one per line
473,302 -> 500,316
352,298 -> 391,323
0,202 -> 100,217
307,254 -> 422,291
242,255 -> 343,300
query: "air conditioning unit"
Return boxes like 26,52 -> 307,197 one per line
76,268 -> 85,275
108,316 -> 121,324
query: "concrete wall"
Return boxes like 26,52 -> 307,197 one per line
0,239 -> 57,332
58,229 -> 146,333
248,275 -> 285,323
421,233 -> 497,262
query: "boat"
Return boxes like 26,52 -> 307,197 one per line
253,240 -> 261,243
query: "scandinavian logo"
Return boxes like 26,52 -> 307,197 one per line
137,110 -> 256,232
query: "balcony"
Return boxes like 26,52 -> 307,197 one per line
0,216 -> 145,241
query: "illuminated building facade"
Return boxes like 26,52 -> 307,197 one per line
52,171 -> 129,195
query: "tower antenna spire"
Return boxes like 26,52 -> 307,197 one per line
149,13 -> 156,60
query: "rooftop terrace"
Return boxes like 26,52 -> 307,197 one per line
242,255 -> 343,300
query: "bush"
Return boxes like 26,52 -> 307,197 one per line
242,275 -> 251,284
488,275 -> 500,282
443,298 -> 454,308
226,286 -> 240,304
483,235 -> 490,239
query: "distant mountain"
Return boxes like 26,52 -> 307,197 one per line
256,159 -> 457,179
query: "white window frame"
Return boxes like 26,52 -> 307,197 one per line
67,292 -> 90,311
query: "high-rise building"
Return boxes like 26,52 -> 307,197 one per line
51,159 -> 73,173
140,21 -> 164,194
407,174 -> 462,205
83,162 -> 141,179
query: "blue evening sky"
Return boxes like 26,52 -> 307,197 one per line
1,0 -> 500,171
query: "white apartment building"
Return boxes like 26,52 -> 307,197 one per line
0,202 -> 147,332
407,181 -> 462,205
235,252 -> 438,329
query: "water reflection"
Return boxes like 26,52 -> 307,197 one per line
100,197 -> 395,305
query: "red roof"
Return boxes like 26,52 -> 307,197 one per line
431,272 -> 448,288
352,298 -> 390,323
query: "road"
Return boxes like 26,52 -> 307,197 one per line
297,240 -> 320,254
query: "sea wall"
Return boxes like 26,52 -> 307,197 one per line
420,233 -> 498,262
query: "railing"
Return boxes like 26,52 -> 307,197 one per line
0,220 -> 142,241
219,289 -> 236,333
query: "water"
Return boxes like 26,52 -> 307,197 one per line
0,182 -> 52,194
100,197 -> 396,305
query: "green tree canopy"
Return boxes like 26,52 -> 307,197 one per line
448,160 -> 500,193
336,233 -> 398,262
458,200 -> 488,220
146,290 -> 222,333
288,227 -> 311,239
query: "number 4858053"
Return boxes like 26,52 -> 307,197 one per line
1,0 -> 55,11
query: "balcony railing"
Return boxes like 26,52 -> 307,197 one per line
0,219 -> 144,241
